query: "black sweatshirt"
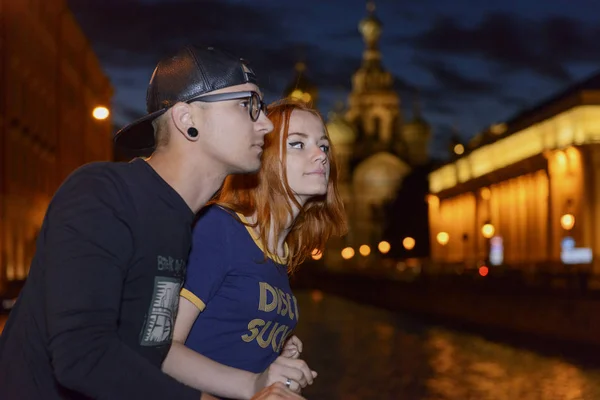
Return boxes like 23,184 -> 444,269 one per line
0,158 -> 202,399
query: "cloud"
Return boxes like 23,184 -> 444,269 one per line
400,12 -> 600,82
414,58 -> 498,95
67,0 -> 366,97
110,75 -> 143,89
495,93 -> 532,110
402,58 -> 500,119
114,102 -> 145,121
110,101 -> 146,130
418,99 -> 456,116
67,0 -> 285,67
327,29 -> 362,42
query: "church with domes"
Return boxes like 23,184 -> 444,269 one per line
283,1 -> 434,266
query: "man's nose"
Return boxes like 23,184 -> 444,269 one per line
255,112 -> 274,135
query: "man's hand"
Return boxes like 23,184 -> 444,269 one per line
281,335 -> 303,359
251,382 -> 306,399
254,356 -> 317,394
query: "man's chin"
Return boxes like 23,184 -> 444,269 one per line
232,160 -> 261,174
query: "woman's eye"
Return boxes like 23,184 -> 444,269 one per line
320,145 -> 330,153
289,142 -> 304,149
240,101 -> 249,108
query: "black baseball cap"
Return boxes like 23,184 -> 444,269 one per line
114,45 -> 258,151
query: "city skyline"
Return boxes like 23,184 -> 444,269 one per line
68,0 -> 600,158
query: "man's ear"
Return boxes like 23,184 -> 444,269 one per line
170,102 -> 198,142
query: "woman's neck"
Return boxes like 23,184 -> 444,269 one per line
250,203 -> 302,260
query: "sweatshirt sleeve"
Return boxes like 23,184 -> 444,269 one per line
43,168 -> 201,400
181,206 -> 232,311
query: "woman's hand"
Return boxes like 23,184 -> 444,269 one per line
253,356 -> 317,395
281,335 -> 303,359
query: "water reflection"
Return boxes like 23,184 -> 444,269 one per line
295,291 -> 600,400
425,329 -> 594,400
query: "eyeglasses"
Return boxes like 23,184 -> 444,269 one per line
188,91 -> 267,122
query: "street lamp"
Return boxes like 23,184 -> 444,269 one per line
560,213 -> 575,231
341,247 -> 355,260
378,241 -> 391,254
436,232 -> 449,246
359,245 -> 371,256
402,237 -> 415,251
480,187 -> 491,200
436,232 -> 449,266
92,106 -> 110,120
481,223 -> 495,239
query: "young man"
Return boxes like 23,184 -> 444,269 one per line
0,45 -> 303,400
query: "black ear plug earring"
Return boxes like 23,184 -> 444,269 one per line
187,127 -> 198,138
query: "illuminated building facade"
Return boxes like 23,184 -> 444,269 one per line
428,74 -> 600,273
0,0 -> 113,293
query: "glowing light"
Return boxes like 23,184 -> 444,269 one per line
479,266 -> 489,277
566,146 -> 579,161
454,144 -> 464,155
311,249 -> 322,260
92,106 -> 110,120
426,194 -> 439,207
556,150 -> 567,168
310,290 -> 324,303
436,232 -> 449,246
490,123 -> 507,135
290,90 -> 312,104
341,247 -> 355,260
481,223 -> 495,239
378,241 -> 391,254
359,245 -> 371,256
402,237 -> 415,251
560,213 -> 575,231
480,187 -> 491,200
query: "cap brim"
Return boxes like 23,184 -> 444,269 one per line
113,108 -> 168,152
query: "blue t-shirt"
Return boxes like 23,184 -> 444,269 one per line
181,206 -> 298,374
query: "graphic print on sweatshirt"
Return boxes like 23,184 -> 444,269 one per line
140,276 -> 182,346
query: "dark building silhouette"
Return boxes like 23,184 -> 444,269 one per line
0,0 -> 113,294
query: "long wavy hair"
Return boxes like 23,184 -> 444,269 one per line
213,98 -> 348,273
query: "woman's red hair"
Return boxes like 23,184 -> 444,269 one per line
213,98 -> 348,273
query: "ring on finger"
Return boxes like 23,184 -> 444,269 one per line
285,378 -> 292,389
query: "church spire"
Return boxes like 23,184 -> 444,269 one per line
359,1 -> 382,55
282,61 -> 318,107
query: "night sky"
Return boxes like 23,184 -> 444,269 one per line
68,0 -> 600,159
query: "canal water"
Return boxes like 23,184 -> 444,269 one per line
295,290 -> 600,400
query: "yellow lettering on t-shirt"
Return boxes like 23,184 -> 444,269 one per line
241,319 -> 292,353
292,295 -> 299,320
271,324 -> 289,352
259,282 -> 277,313
277,289 -> 288,317
241,318 -> 265,342
285,293 -> 294,320
257,321 -> 278,348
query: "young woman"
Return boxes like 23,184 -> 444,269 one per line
163,99 -> 347,399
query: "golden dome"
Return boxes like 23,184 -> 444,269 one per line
353,1 -> 391,92
326,109 -> 357,146
283,61 -> 318,107
359,1 -> 382,48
